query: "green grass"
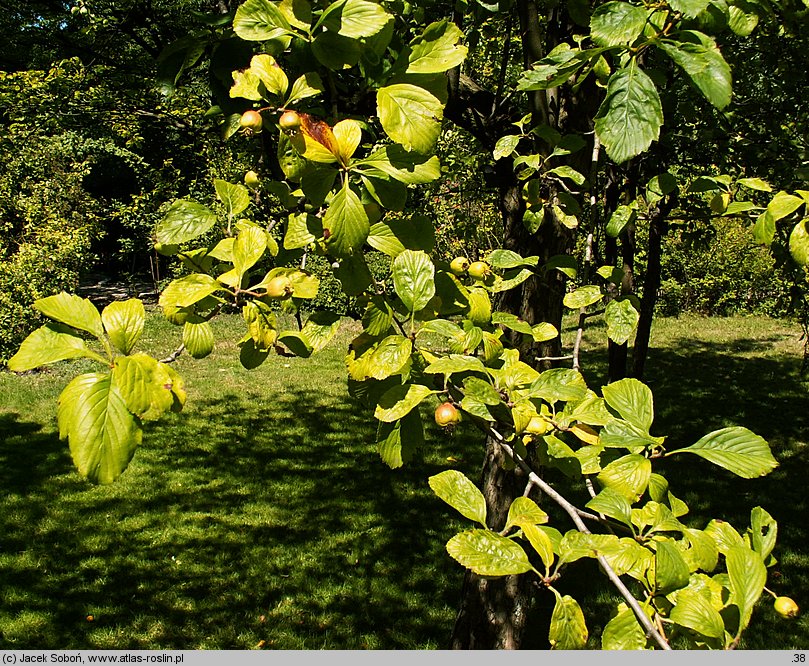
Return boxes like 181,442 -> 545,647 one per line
1,310 -> 808,649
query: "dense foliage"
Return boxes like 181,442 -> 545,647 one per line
4,0 -> 809,651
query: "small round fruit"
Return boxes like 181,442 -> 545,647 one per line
265,276 -> 292,299
244,170 -> 260,189
434,402 -> 461,427
279,110 -> 302,131
710,191 -> 730,215
467,261 -> 491,280
239,110 -> 263,134
774,596 -> 799,618
449,257 -> 470,276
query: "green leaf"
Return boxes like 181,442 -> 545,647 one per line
505,496 -> 549,531
233,0 -> 291,41
406,20 -> 467,74
600,418 -> 663,449
606,204 -> 636,237
655,540 -> 691,594
276,331 -> 311,358
8,324 -> 97,372
284,212 -> 322,250
57,373 -> 142,485
368,216 -> 435,257
549,594 -> 588,649
604,298 -> 639,345
727,545 -> 767,632
34,292 -> 104,340
602,377 -> 654,431
112,354 -> 175,420
669,0 -> 711,17
681,527 -> 719,572
102,299 -> 145,356
728,1 -> 759,36
362,296 -> 394,337
354,145 -> 441,184
215,179 -> 250,219
301,312 -> 342,352
586,487 -> 633,526
660,31 -> 731,109
704,519 -> 746,555
517,44 -> 596,91
749,506 -> 777,563
156,200 -> 218,245
333,254 -> 373,296
494,135 -> 521,161
429,470 -> 487,526
311,31 -> 361,69
288,72 -> 325,105
183,321 -> 215,359
590,1 -> 648,47
424,354 -> 486,378
487,249 -> 539,269
767,191 -> 805,221
367,335 -> 412,380
462,376 -> 503,405
446,530 -> 533,576
737,177 -> 771,192
377,84 -> 443,154
392,250 -> 435,312
602,604 -> 650,650
670,588 -> 725,638
753,211 -> 775,246
362,175 -> 408,211
547,165 -> 586,186
324,180 -> 370,257
250,53 -> 289,98
669,426 -> 778,478
530,368 -> 588,403
597,453 -> 651,502
374,383 -> 434,422
491,268 -> 534,294
520,523 -> 555,569
563,285 -> 602,309
233,225 -> 267,276
789,219 -> 809,266
377,410 -> 422,469
160,274 -> 221,309
595,60 -> 663,164
320,0 -> 391,38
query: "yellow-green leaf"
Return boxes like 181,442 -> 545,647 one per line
57,373 -> 142,484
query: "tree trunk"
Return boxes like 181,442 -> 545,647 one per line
632,196 -> 675,379
450,437 -> 532,649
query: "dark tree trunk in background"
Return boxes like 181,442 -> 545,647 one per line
443,0 -> 596,648
450,437 -> 532,649
632,195 -> 676,379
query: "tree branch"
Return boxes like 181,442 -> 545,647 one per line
483,424 -> 672,651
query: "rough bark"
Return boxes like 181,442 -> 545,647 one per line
450,437 -> 532,649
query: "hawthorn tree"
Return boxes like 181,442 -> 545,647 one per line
9,0 -> 809,650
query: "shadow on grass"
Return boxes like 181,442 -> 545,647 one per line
2,329 -> 807,650
0,389 -> 473,650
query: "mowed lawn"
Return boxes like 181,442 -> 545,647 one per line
1,309 -> 807,649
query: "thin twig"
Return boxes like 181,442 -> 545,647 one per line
484,424 -> 671,651
535,354 -> 574,362
159,345 -> 185,364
